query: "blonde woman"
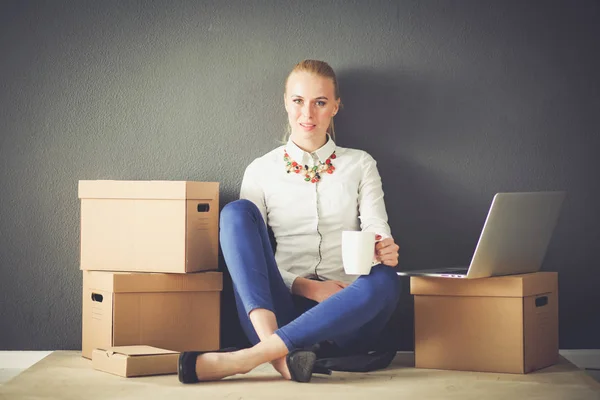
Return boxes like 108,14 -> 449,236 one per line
179,60 -> 400,383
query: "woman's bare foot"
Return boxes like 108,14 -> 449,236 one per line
194,350 -> 253,381
270,356 -> 291,380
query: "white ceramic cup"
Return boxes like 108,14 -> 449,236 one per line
342,231 -> 379,275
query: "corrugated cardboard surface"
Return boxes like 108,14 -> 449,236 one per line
412,272 -> 558,374
78,180 -> 217,200
523,290 -> 559,372
79,180 -> 219,273
83,270 -> 223,293
92,346 -> 179,377
82,271 -> 221,359
410,272 -> 557,297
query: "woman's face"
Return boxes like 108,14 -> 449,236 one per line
284,71 -> 340,142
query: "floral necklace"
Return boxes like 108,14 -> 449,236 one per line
284,149 -> 336,183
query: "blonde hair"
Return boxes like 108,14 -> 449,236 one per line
283,60 -> 342,142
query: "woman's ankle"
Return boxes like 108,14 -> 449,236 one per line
233,349 -> 260,374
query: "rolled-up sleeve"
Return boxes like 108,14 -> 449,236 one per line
358,152 -> 392,239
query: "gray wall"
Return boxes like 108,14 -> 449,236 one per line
1,0 -> 598,350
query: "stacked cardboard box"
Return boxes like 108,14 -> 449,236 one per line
78,181 -> 222,361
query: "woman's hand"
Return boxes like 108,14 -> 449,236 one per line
309,280 -> 349,302
292,277 -> 349,303
375,235 -> 399,267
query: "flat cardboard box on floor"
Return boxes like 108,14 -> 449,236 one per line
92,346 -> 179,377
412,272 -> 558,374
79,180 -> 219,273
82,270 -> 222,359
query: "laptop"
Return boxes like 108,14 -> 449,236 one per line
396,191 -> 566,279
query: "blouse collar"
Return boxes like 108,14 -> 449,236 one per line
285,134 -> 336,165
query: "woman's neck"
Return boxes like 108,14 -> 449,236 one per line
290,132 -> 328,153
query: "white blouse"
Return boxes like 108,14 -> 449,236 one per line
240,136 -> 392,291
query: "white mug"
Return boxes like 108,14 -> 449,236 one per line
342,231 -> 380,275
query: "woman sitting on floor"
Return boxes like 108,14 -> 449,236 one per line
179,59 -> 401,383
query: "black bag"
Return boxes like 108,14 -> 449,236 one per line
310,340 -> 397,373
314,350 -> 397,373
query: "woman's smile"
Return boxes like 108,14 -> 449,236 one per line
299,122 -> 316,131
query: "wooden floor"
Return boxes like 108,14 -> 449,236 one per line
0,351 -> 599,400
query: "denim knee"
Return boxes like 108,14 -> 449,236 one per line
365,265 -> 402,303
220,199 -> 259,227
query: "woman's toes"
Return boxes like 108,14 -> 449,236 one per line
271,357 -> 291,380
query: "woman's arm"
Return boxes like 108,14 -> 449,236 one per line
240,162 -> 268,224
292,277 -> 348,303
239,162 -> 301,290
357,152 -> 392,238
358,152 -> 399,267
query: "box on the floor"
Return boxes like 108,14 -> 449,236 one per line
78,180 -> 219,273
412,271 -> 558,374
92,346 -> 179,377
82,270 -> 222,359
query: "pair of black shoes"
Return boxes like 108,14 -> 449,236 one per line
178,348 -> 332,384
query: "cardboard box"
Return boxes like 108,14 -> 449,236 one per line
82,271 -> 222,359
79,180 -> 219,273
412,272 -> 558,374
92,346 -> 179,377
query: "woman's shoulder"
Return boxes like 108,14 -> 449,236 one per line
335,145 -> 376,164
244,145 -> 285,172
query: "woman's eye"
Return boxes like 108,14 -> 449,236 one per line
316,101 -> 326,107
293,99 -> 303,104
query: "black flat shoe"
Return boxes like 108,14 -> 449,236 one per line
286,349 -> 332,383
178,347 -> 237,384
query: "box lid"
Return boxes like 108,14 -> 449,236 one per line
83,271 -> 223,293
92,346 -> 179,377
410,272 -> 557,297
100,346 -> 178,357
78,180 -> 219,200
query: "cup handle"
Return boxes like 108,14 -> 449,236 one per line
372,236 -> 383,266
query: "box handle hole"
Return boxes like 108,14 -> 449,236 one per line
535,296 -> 548,307
197,203 -> 210,213
91,293 -> 103,303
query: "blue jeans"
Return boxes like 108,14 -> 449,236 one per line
220,199 -> 401,351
